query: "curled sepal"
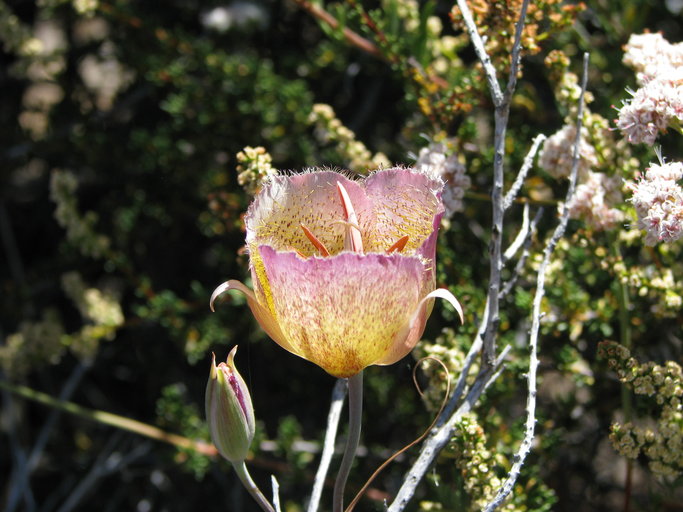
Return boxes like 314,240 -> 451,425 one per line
205,346 -> 255,463
378,288 -> 464,367
410,288 -> 464,327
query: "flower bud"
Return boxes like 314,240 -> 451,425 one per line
205,346 -> 255,463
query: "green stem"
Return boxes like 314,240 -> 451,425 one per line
333,371 -> 364,512
232,461 -> 276,512
611,240 -> 632,419
610,238 -> 633,512
0,380 -> 216,456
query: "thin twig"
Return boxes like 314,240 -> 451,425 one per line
291,0 -> 383,59
29,362 -> 89,471
272,475 -> 283,512
500,208 -> 544,300
454,0 -> 503,106
0,380 -> 217,456
503,202 -> 530,263
503,134 -> 547,211
3,382 -> 36,512
483,52 -> 590,512
5,363 -> 90,512
386,350 -> 509,512
56,434 -> 152,512
503,0 -> 532,103
456,0 -> 531,365
441,333 -> 483,422
307,379 -> 348,512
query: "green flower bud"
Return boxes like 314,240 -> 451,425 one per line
205,346 -> 255,463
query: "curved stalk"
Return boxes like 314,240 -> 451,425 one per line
332,371 -> 364,512
232,461 -> 276,512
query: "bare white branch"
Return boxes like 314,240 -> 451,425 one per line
503,203 -> 530,262
483,52 -> 590,512
455,0 -> 532,365
272,476 -> 282,512
306,379 -> 347,512
386,349 -> 509,512
504,0 -> 531,102
442,333 -> 483,420
503,134 -> 547,211
500,208 -> 544,301
455,0 -> 503,106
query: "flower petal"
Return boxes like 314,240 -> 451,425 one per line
258,246 -> 429,377
337,182 -> 363,252
210,280 -> 293,353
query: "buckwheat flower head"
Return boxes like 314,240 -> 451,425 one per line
414,142 -> 471,217
567,171 -> 624,231
623,32 -> 683,84
630,162 -> 683,245
616,69 -> 683,145
236,146 -> 276,195
538,125 -> 597,179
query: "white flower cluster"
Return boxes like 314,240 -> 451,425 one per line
629,161 -> 683,245
568,171 -> 624,231
414,141 -> 471,218
61,271 -> 124,361
538,124 -> 597,179
622,32 -> 683,84
50,169 -> 111,259
235,146 -> 277,195
0,310 -> 65,378
617,33 -> 683,145
61,271 -> 124,328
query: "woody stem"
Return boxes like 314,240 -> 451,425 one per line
332,371 -> 364,512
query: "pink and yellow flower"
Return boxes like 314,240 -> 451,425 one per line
211,168 -> 462,378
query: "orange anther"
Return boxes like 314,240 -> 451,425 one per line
300,224 -> 330,257
387,235 -> 410,253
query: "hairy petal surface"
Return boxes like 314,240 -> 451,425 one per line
363,169 -> 444,256
258,246 -> 429,377
246,171 -> 373,257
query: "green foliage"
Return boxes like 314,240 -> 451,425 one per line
156,383 -> 212,479
599,341 -> 683,478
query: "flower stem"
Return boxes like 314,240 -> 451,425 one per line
232,461 -> 276,512
610,236 -> 633,512
333,371 -> 364,512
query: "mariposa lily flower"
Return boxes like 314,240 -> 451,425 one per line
211,168 -> 463,378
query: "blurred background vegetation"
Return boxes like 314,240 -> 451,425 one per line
1,0 -> 682,511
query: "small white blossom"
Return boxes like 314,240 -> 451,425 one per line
616,69 -> 683,145
538,125 -> 597,179
568,171 -> 624,231
623,32 -> 683,84
630,162 -> 683,245
414,142 -> 471,218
